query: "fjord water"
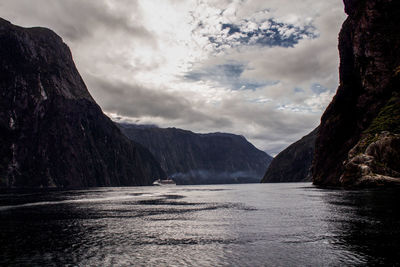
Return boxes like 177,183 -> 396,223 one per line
1,184 -> 400,266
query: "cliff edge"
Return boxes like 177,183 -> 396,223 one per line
312,0 -> 400,187
0,18 -> 165,188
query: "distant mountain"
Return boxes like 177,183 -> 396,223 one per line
312,0 -> 400,187
0,18 -> 165,188
261,127 -> 318,183
119,123 -> 272,184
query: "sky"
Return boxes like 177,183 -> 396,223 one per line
0,0 -> 346,156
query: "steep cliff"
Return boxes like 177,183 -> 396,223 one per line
119,124 -> 272,184
0,18 -> 165,188
261,127 -> 318,183
312,0 -> 400,187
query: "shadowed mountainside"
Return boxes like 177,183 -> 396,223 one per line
0,18 -> 165,188
119,123 -> 272,184
312,0 -> 400,187
261,127 -> 318,183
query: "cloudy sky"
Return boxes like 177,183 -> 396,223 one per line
0,0 -> 346,156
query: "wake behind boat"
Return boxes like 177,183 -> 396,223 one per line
153,178 -> 176,186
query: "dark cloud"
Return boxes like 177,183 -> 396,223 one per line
0,0 -> 155,44
205,19 -> 317,50
184,63 -> 277,90
310,83 -> 330,94
85,74 -> 233,128
221,23 -> 241,34
294,88 -> 305,93
0,0 -> 346,155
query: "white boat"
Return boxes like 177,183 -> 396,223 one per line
152,178 -> 176,186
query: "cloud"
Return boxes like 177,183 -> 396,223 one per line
191,1 -> 344,92
184,62 -> 277,90
86,74 -> 233,129
0,0 -> 154,42
205,18 -> 316,50
0,0 -> 347,155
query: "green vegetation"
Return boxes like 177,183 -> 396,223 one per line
353,94 -> 400,154
394,66 -> 400,77
365,94 -> 400,136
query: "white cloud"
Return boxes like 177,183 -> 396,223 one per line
0,0 -> 346,155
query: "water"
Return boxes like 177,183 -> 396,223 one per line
1,183 -> 400,266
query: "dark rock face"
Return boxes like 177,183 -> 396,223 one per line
312,0 -> 400,187
119,124 -> 272,184
261,127 -> 318,183
0,18 -> 165,188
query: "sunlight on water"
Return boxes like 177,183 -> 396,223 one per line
1,183 -> 400,266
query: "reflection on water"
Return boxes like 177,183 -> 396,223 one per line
321,188 -> 400,266
0,184 -> 400,266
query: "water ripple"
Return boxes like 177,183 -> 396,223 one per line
1,183 -> 400,266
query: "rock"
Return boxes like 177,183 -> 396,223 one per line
261,127 -> 318,183
118,123 -> 272,184
0,18 -> 166,188
312,0 -> 400,187
340,132 -> 400,187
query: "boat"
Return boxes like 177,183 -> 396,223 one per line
152,178 -> 176,186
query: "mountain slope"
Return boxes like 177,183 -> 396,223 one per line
312,0 -> 400,187
119,124 -> 272,184
0,18 -> 165,188
261,127 -> 318,183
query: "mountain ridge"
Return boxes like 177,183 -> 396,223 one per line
118,123 -> 272,184
0,18 -> 166,188
261,127 -> 318,183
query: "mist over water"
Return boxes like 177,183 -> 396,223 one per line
1,184 -> 400,266
171,170 -> 262,184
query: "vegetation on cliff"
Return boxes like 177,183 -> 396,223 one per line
312,0 -> 400,187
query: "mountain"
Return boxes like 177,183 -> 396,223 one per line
312,0 -> 400,187
0,18 -> 165,188
118,124 -> 272,184
261,127 -> 318,183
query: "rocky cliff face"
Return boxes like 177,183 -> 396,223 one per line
119,124 -> 272,184
0,18 -> 165,188
261,127 -> 318,183
340,132 -> 400,187
312,0 -> 400,187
